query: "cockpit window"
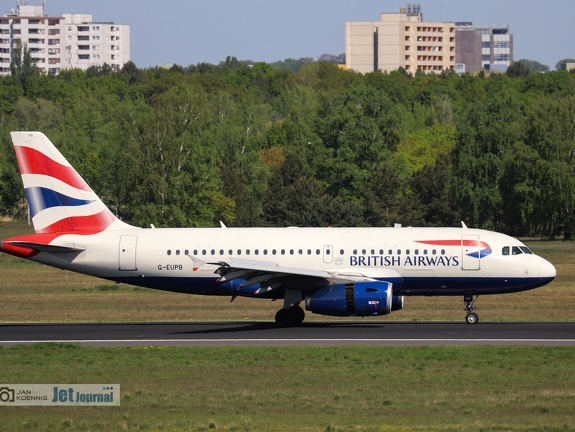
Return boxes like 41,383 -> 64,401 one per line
503,245 -> 534,256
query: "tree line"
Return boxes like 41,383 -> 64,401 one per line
1,60 -> 574,239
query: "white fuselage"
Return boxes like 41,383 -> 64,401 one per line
28,226 -> 556,298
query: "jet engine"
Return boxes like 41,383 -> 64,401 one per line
305,281 -> 396,317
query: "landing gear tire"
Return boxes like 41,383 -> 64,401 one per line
465,312 -> 479,325
464,294 -> 480,324
290,306 -> 305,325
275,306 -> 305,327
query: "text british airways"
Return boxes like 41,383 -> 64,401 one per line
350,255 -> 460,267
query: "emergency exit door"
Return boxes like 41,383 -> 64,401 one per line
119,235 -> 138,271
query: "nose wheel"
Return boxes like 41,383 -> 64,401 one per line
464,294 -> 479,324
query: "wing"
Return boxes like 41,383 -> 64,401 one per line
189,256 -> 386,295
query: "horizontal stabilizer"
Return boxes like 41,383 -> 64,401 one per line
4,241 -> 85,254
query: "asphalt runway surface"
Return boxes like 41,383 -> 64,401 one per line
1,321 -> 574,346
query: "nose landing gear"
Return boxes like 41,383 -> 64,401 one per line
464,294 -> 479,324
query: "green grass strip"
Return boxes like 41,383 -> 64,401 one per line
1,344 -> 574,431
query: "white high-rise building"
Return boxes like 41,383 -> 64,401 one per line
0,1 -> 130,75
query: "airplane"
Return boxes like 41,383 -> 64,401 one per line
1,132 -> 556,326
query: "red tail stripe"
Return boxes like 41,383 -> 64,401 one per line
36,209 -> 117,234
15,146 -> 91,192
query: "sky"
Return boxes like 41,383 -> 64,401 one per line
8,0 -> 574,69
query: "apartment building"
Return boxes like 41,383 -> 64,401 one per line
0,1 -> 130,75
346,4 -> 456,75
455,23 -> 513,73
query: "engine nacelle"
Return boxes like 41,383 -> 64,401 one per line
305,281 -> 393,317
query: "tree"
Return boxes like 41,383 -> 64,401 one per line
502,96 -> 575,239
555,59 -> 575,71
10,40 -> 40,93
262,152 -> 333,227
508,59 -> 549,77
506,61 -> 531,78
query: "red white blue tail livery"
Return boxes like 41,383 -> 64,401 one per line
1,132 -> 556,326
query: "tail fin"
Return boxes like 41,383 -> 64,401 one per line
10,131 -> 134,234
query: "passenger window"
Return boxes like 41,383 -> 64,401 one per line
406,250 -> 410,255
202,250 -> 206,256
246,249 -> 250,255
176,250 -> 180,256
263,250 -> 268,255
307,249 -> 311,255
193,250 -> 198,255
219,250 -> 224,255
255,250 -> 259,255
167,250 -> 172,256
441,249 -> 446,255
272,249 -> 277,255
362,249 -> 366,255
353,249 -> 357,255
298,249 -> 303,255
290,250 -> 294,255
229,249 -> 233,255
371,249 -> 375,255
326,249 -> 331,255
237,249 -> 242,255
415,249 -> 419,255
340,249 -> 344,255
281,249 -> 285,255
502,246 -> 510,256
211,250 -> 215,255
379,249 -> 384,255
397,250 -> 401,255
388,250 -> 393,255
185,250 -> 189,256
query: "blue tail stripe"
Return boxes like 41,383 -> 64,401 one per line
25,187 -> 95,217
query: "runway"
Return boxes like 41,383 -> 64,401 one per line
1,321 -> 574,346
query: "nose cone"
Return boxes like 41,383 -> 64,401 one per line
540,258 -> 556,280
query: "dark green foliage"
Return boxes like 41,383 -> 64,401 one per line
1,61 -> 574,237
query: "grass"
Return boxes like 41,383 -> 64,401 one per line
0,344 -> 574,431
1,220 -> 574,323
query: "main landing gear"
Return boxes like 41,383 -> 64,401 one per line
464,294 -> 479,324
275,289 -> 305,327
275,306 -> 305,327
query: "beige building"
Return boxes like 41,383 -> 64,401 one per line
346,4 -> 455,74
